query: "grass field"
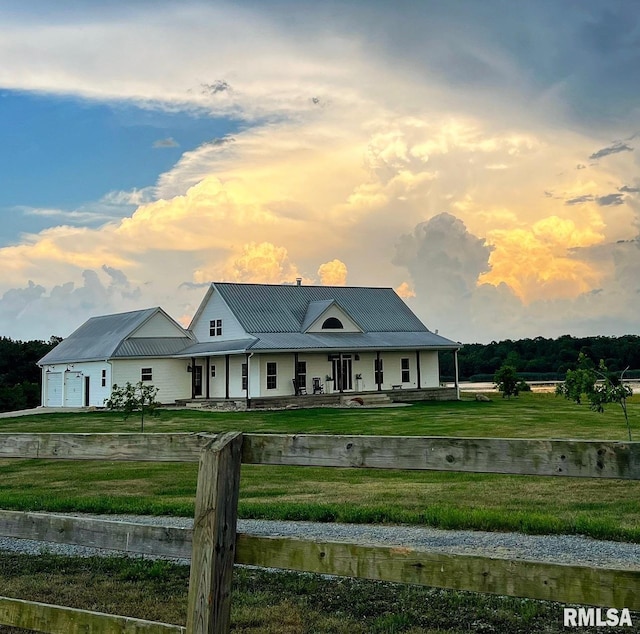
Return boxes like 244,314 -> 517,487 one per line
0,393 -> 639,541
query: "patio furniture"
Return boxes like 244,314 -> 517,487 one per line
312,377 -> 324,394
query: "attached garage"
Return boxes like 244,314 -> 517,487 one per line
45,372 -> 63,407
63,372 -> 83,407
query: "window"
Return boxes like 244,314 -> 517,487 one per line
242,363 -> 248,391
374,358 -> 383,385
297,361 -> 307,391
266,362 -> 277,390
211,365 -> 216,378
401,358 -> 410,383
209,319 -> 223,337
322,317 -> 343,329
101,369 -> 106,387
141,367 -> 153,382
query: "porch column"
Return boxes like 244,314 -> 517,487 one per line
294,352 -> 299,395
416,350 -> 421,389
246,352 -> 251,408
191,357 -> 196,399
225,354 -> 230,400
205,357 -> 210,399
376,351 -> 381,392
338,353 -> 343,393
454,349 -> 460,399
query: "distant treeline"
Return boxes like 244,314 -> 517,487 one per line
439,334 -> 640,382
0,336 -> 60,412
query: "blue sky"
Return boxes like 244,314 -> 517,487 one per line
0,1 -> 638,343
0,90 -> 237,244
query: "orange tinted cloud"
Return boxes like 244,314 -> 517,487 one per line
318,259 -> 348,286
480,216 -> 605,302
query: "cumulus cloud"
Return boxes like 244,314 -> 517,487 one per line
318,259 -> 348,286
395,282 -> 415,298
0,268 -> 144,340
217,242 -> 303,285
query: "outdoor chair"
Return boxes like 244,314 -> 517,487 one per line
312,377 -> 324,394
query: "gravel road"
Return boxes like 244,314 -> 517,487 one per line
1,514 -> 639,570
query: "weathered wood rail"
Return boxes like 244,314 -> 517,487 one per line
0,432 -> 638,633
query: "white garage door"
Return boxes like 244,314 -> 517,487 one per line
45,372 -> 63,407
63,373 -> 83,407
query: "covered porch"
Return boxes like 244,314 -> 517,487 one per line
180,347 -> 460,403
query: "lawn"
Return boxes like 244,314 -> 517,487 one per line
0,393 -> 639,541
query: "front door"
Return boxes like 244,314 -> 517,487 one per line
331,356 -> 353,392
194,365 -> 203,397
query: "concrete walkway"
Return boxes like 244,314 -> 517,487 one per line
0,407 -> 85,419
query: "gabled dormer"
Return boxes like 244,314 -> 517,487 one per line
301,300 -> 363,333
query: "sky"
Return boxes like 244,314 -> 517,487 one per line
0,0 -> 639,344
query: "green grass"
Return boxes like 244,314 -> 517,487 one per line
0,393 -> 639,541
1,552 -> 633,634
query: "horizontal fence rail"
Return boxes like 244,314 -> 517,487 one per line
0,510 -> 192,559
0,596 -> 185,634
0,511 -> 639,611
236,534 -> 640,611
0,433 -> 206,462
1,432 -> 638,478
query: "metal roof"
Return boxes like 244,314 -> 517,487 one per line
174,338 -> 258,357
247,331 -> 459,351
214,283 -> 430,333
38,308 -> 193,364
39,308 -> 159,364
113,337 -> 193,358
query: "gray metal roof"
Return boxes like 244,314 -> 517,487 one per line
39,308 -> 160,364
113,337 -> 193,358
38,308 -> 193,364
247,331 -> 459,351
175,338 -> 258,357
214,283 -> 430,333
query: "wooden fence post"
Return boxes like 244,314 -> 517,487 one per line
186,432 -> 243,634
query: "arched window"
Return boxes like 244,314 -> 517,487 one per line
322,317 -> 343,329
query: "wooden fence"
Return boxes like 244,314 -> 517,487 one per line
0,432 -> 639,633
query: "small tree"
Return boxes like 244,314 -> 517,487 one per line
589,362 -> 633,441
555,352 -> 596,404
494,364 -> 528,398
105,381 -> 160,432
557,356 -> 633,441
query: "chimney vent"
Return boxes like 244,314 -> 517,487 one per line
296,278 -> 302,286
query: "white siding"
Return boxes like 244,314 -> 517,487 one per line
419,351 -> 440,388
190,288 -> 250,342
42,362 -> 112,407
111,359 -> 191,404
259,354 -> 295,397
130,312 -> 187,338
306,305 -> 361,333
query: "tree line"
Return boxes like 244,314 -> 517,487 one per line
0,336 -> 60,412
439,334 -> 640,382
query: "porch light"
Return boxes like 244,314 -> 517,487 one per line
187,364 -> 192,372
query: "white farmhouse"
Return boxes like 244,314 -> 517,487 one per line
38,281 -> 461,407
